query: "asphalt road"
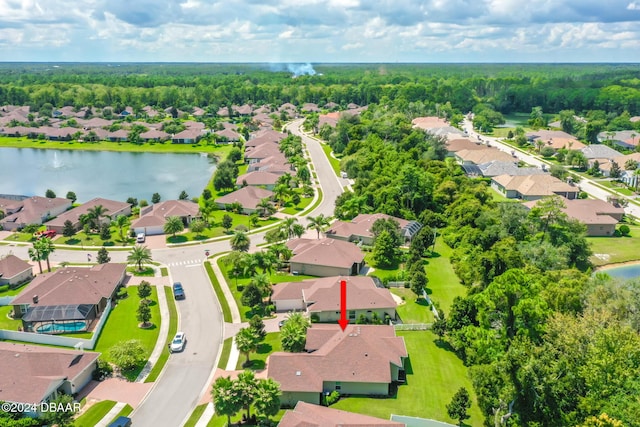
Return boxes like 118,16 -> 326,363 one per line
462,119 -> 640,218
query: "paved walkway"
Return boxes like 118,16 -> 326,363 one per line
78,378 -> 153,408
95,401 -> 126,427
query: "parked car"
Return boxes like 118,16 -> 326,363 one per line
108,416 -> 132,427
136,232 -> 146,243
35,230 -> 57,239
170,332 -> 187,353
172,282 -> 185,300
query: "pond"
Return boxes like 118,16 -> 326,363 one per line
599,263 -> 640,280
0,147 -> 216,203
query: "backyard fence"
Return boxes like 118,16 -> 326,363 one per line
394,323 -> 432,331
0,299 -> 112,350
387,281 -> 407,288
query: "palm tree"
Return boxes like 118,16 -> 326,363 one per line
28,246 -> 43,274
163,216 -> 184,238
281,217 -> 299,240
235,327 -> 260,366
273,184 -> 291,208
33,237 -> 55,272
292,223 -> 306,239
127,245 -> 152,271
199,200 -> 216,226
87,205 -> 110,231
231,230 -> 250,252
306,214 -> 331,239
256,198 -> 275,218
114,215 -> 131,243
250,273 -> 272,299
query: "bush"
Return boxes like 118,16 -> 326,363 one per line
310,313 -> 320,323
325,391 -> 340,406
613,229 -> 622,237
619,224 -> 631,236
578,191 -> 588,199
93,359 -> 113,380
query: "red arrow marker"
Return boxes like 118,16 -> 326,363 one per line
338,279 -> 349,331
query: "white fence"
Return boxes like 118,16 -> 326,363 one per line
0,299 -> 112,350
394,323 -> 432,331
387,281 -> 407,288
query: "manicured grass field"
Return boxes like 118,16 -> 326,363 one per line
424,240 -> 468,315
106,404 -> 133,424
0,305 -> 21,330
0,136 -> 233,155
205,260 -> 233,323
281,193 -> 314,215
144,286 -> 179,383
184,403 -> 209,427
218,337 -> 233,369
391,287 -> 434,324
0,283 -> 28,297
167,211 -> 278,244
207,409 -> 286,427
93,286 -> 161,381
596,179 -> 636,196
74,400 -> 117,427
365,252 -> 402,281
320,141 -> 341,176
218,256 -> 315,322
332,331 -> 483,426
235,332 -> 281,371
588,225 -> 640,266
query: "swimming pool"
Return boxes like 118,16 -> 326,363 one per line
36,321 -> 87,333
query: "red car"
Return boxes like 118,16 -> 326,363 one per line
35,230 -> 57,239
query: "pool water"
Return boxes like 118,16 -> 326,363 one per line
36,321 -> 87,333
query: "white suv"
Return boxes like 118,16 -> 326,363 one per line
136,232 -> 146,243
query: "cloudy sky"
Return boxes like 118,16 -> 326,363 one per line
1,0 -> 639,63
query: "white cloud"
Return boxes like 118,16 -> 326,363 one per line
628,1 -> 640,10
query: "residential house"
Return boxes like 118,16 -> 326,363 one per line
271,276 -> 397,322
0,255 -> 33,287
12,263 -> 126,333
279,401 -> 405,427
140,129 -> 170,142
0,196 -> 72,231
245,142 -> 284,164
463,160 -> 546,178
247,157 -> 293,174
324,102 -> 339,110
107,129 -> 129,142
142,106 -> 160,117
215,186 -> 274,214
597,130 -> 639,149
491,174 -> 578,200
245,129 -> 286,147
411,116 -> 449,130
172,128 -> 202,144
0,342 -> 99,409
80,117 -> 112,129
45,198 -> 131,233
286,238 -> 365,277
215,128 -> 242,143
445,138 -> 483,156
597,152 -> 640,179
301,103 -> 320,113
523,198 -> 624,236
131,200 -> 200,235
526,130 -> 586,150
268,324 -> 408,406
318,112 -> 341,128
580,144 -> 623,161
455,147 -> 517,165
233,104 -> 253,116
236,171 -> 282,190
326,213 -> 422,245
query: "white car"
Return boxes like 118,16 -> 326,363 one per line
170,332 -> 187,353
136,232 -> 146,243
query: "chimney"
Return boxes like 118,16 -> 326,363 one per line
33,295 -> 38,304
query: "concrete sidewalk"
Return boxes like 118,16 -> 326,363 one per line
194,403 -> 215,427
95,401 -> 126,427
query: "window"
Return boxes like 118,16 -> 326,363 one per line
348,311 -> 355,320
335,382 -> 341,390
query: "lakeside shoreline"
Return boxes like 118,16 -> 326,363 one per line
0,138 -> 228,154
595,259 -> 640,271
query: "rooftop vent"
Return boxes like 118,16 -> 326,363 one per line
32,295 -> 38,304
295,371 -> 301,376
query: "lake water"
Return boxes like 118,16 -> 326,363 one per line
600,263 -> 640,280
0,147 -> 216,203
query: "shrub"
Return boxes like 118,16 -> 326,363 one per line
310,313 -> 320,323
578,191 -> 588,199
619,224 -> 631,236
613,229 -> 622,237
325,391 -> 340,406
93,359 -> 113,380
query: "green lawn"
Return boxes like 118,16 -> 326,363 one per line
588,225 -> 640,266
281,193 -> 314,215
207,409 -> 286,427
167,211 -> 278,243
205,261 -> 232,323
93,286 -> 161,381
144,286 -> 179,383
0,305 -> 21,330
236,332 -> 281,371
0,283 -> 28,297
218,337 -> 233,369
365,252 -> 402,281
424,240 -> 467,315
74,400 -> 117,427
320,141 -> 341,176
184,404 -> 209,427
332,331 -> 483,426
106,404 -> 133,424
0,136 -> 233,155
391,288 -> 434,324
218,256 -> 315,322
596,180 -> 636,196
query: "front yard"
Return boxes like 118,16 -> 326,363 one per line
167,211 -> 278,244
235,332 -> 281,370
332,331 -> 483,426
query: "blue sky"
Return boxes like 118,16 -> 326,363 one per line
1,0 -> 639,62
